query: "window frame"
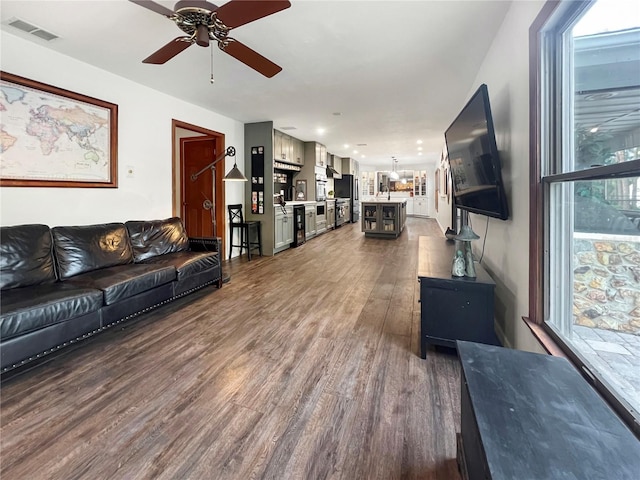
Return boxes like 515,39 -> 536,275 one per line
528,0 -> 640,436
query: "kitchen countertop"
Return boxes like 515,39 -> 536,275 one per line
273,199 -> 342,208
273,200 -> 319,207
361,199 -> 408,204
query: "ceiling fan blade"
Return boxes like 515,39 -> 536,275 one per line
215,0 -> 291,29
143,37 -> 193,64
220,39 -> 282,77
129,0 -> 176,17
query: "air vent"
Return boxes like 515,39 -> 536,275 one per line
30,29 -> 58,41
279,126 -> 297,131
356,143 -> 368,147
6,17 -> 58,41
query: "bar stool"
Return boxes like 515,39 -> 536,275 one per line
228,204 -> 262,261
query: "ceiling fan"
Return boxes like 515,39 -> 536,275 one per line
130,0 -> 291,77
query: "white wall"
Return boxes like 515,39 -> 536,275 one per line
0,32 -> 245,244
464,0 -> 547,353
433,150 -> 453,234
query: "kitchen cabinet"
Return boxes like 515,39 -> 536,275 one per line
326,200 -> 336,229
304,142 -> 327,167
414,170 -> 428,196
332,155 -> 342,177
361,201 -> 406,237
273,129 -> 283,161
342,157 -> 359,176
304,204 -> 316,240
362,171 -> 376,196
282,134 -> 293,163
274,130 -> 303,165
291,137 -> 304,165
413,197 -> 429,217
274,205 -> 294,253
406,199 -> 415,216
318,144 -> 326,167
411,169 -> 429,217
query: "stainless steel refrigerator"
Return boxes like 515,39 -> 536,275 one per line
334,174 -> 359,223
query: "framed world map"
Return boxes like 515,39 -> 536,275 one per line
0,71 -> 118,187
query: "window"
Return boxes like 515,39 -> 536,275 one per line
531,0 -> 640,433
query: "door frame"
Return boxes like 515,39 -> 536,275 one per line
172,119 -> 225,253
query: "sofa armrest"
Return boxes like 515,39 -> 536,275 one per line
189,236 -> 222,253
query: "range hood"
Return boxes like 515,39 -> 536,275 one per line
326,164 -> 339,177
326,155 -> 341,178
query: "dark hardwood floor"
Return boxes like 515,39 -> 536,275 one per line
0,217 -> 462,480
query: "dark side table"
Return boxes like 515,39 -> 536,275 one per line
417,236 -> 499,358
456,340 -> 640,479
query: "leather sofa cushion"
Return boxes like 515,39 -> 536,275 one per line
65,263 -> 176,305
0,224 -> 57,290
125,217 -> 189,263
0,283 -> 103,340
52,223 -> 134,279
142,251 -> 220,281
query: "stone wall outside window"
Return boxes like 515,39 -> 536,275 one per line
574,233 -> 640,335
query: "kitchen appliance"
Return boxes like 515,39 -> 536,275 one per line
335,198 -> 347,227
274,170 -> 295,201
316,201 -> 327,234
326,155 -> 340,178
291,204 -> 305,247
334,174 -> 359,223
315,170 -> 327,201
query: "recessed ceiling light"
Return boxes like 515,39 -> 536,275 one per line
417,140 -> 423,144
317,128 -> 325,135
418,147 -> 423,151
418,152 -> 423,155
353,150 -> 359,154
344,144 -> 350,149
361,155 -> 366,159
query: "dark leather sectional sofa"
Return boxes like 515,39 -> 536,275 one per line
0,217 -> 222,373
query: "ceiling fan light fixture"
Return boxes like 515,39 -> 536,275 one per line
195,24 -> 210,47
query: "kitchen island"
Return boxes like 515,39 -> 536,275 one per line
361,200 -> 407,237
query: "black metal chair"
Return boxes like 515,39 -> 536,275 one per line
228,204 -> 262,261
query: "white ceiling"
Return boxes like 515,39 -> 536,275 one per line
0,0 -> 512,169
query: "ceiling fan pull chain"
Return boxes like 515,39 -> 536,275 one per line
210,42 -> 215,84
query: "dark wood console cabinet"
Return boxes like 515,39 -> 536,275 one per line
417,236 -> 499,358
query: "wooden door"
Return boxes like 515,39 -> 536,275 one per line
181,137 -> 223,238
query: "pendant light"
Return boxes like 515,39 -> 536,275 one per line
390,157 -> 400,180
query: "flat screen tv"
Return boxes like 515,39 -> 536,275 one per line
444,84 -> 509,220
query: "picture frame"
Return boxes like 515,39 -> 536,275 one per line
0,71 -> 118,188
